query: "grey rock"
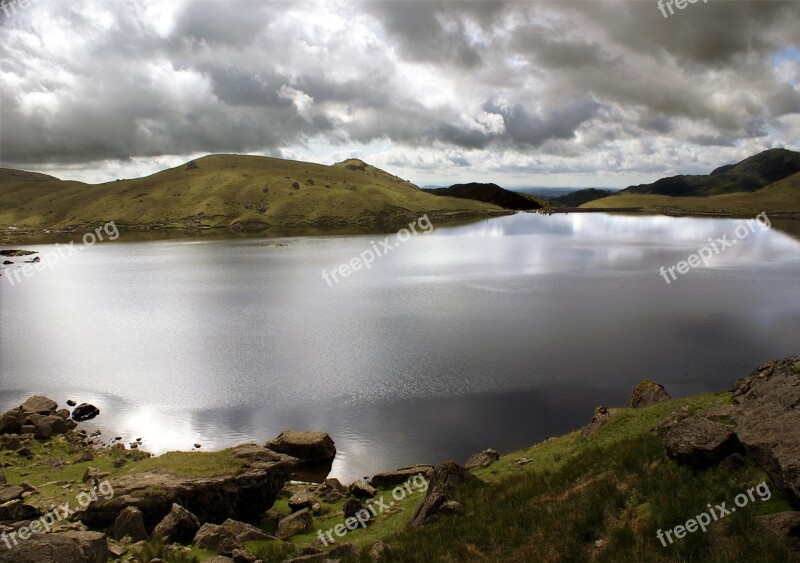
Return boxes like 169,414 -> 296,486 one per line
464,450 -> 500,470
193,523 -> 243,556
113,506 -> 148,542
221,518 -> 275,542
664,416 -> 744,467
628,380 -> 671,408
152,503 -> 201,544
265,431 -> 336,463
411,462 -> 477,528
369,466 -> 434,488
0,530 -> 108,563
276,508 -> 312,540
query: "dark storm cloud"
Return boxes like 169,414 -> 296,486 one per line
0,0 -> 798,178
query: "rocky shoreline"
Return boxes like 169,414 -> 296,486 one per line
1,356 -> 799,562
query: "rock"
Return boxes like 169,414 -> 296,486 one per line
628,380 -> 671,408
652,406 -> 691,431
276,508 -> 313,539
343,497 -> 368,521
0,499 -> 40,522
370,466 -> 434,489
324,478 -> 347,495
664,416 -> 744,467
265,431 -> 336,463
193,523 -> 243,556
0,530 -> 108,563
76,450 -> 94,463
0,486 -> 24,504
464,450 -> 500,470
349,480 -> 376,499
71,404 -> 100,422
323,490 -> 343,504
411,461 -> 477,528
80,452 -> 293,529
1,261 -> 11,265
439,500 -> 464,514
21,396 -> 58,415
729,356 -> 800,504
718,452 -> 747,472
221,518 -> 275,542
288,493 -> 317,512
370,541 -> 387,561
0,435 -> 20,450
231,549 -> 258,563
113,506 -> 148,542
152,503 -> 201,544
230,442 -> 297,464
757,511 -> 800,545
109,544 -> 127,557
66,400 -> 77,407
264,508 -> 287,529
55,409 -> 70,420
20,425 -> 35,436
582,406 -> 614,437
0,409 -> 23,435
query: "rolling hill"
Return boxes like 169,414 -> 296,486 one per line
582,148 -> 800,216
425,183 -> 543,211
0,155 -> 507,235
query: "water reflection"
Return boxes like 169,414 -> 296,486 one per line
1,213 -> 799,482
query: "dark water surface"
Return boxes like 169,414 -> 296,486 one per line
1,213 -> 799,482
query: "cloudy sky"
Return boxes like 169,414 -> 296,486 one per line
1,0 -> 799,188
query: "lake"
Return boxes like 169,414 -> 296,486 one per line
1,213 -> 799,482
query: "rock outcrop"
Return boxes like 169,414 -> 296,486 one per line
369,466 -> 434,489
664,415 -> 744,467
464,450 -> 499,470
1,397 -> 77,437
0,531 -> 108,563
265,431 -> 336,463
628,380 -> 671,408
80,451 -> 294,529
152,503 -> 201,544
411,461 -> 477,528
193,523 -> 243,556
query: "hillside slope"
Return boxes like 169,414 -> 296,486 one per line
425,182 -> 542,211
0,156 -> 505,234
582,170 -> 800,215
622,148 -> 800,197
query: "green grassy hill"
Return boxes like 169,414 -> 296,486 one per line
0,155 -> 505,235
582,171 -> 800,216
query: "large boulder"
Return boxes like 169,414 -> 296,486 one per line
730,356 -> 800,505
0,486 -> 24,504
0,530 -> 108,563
152,503 -> 200,544
0,500 -> 41,522
193,523 -> 243,556
21,396 -> 58,415
411,461 -> 477,528
370,466 -> 434,489
0,409 -> 24,435
664,416 -> 744,467
113,506 -> 148,542
265,431 -> 335,463
464,450 -> 500,470
628,380 -> 671,408
80,452 -> 294,529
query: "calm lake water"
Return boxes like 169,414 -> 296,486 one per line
1,213 -> 799,482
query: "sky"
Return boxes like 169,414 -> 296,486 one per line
1,0 -> 799,188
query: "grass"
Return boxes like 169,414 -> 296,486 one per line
0,155 -> 505,234
121,449 -> 247,478
322,392 -> 796,563
582,171 -> 800,216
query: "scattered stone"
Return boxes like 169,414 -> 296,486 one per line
464,450 -> 500,470
343,497 -> 368,521
153,503 -> 201,545
66,400 -> 77,407
71,403 -> 100,422
664,416 -> 744,467
411,461 -> 477,528
628,380 -> 671,408
323,489 -> 343,503
0,435 -> 20,450
276,508 -> 313,539
370,466 -> 434,488
325,477 -> 347,495
109,544 -> 127,557
513,458 -> 532,467
232,548 -> 258,563
0,499 -> 41,521
265,431 -> 336,463
76,450 -> 95,463
56,408 -> 71,420
0,486 -> 24,504
193,523 -> 243,556
113,506 -> 148,542
349,479 -> 376,499
221,518 -> 275,542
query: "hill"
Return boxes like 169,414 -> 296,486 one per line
0,156 -> 507,235
583,170 -> 800,216
622,148 -> 800,197
425,182 -> 543,211
551,188 -> 614,208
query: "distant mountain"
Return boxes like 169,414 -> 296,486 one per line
0,156 -> 506,234
551,189 -> 614,208
425,183 -> 542,211
623,148 -> 800,197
